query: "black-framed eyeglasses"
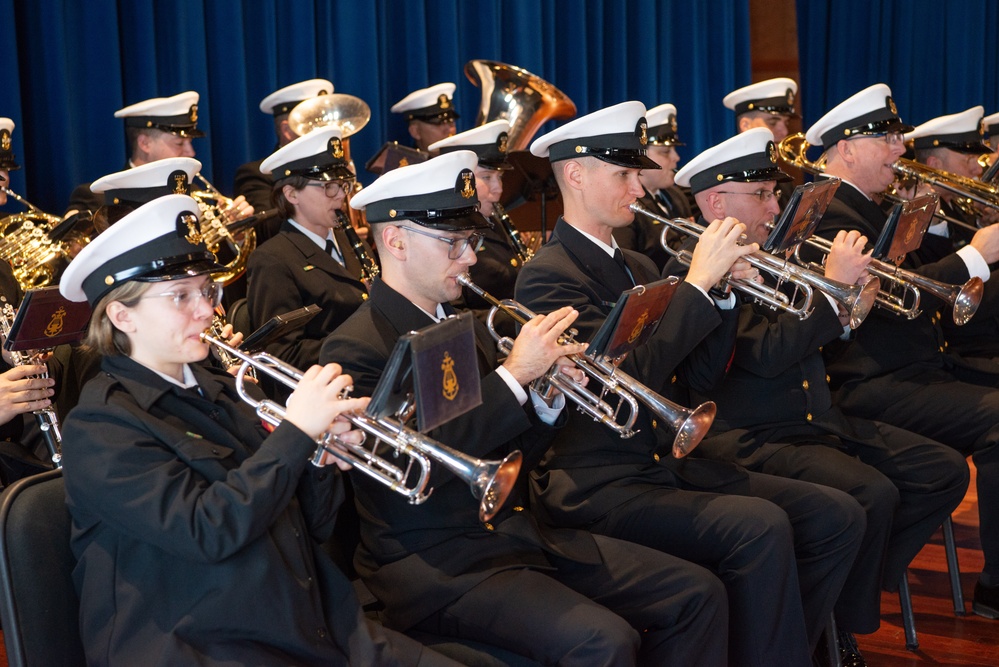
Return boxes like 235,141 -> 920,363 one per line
714,189 -> 781,203
303,180 -> 354,198
400,226 -> 485,259
141,282 -> 223,312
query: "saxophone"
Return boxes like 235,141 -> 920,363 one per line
491,203 -> 533,264
0,296 -> 62,467
334,210 -> 379,289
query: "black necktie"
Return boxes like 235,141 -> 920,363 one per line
655,191 -> 674,216
613,248 -> 635,286
325,238 -> 343,265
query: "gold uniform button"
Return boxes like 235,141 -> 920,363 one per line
361,293 -> 369,300
512,506 -> 524,512
825,375 -> 831,383
510,258 -> 519,267
671,375 -> 677,384
484,522 -> 495,531
806,413 -> 813,421
936,311 -> 942,320
944,341 -> 949,348
651,419 -> 658,429
653,453 -> 661,462
801,380 -> 809,390
939,346 -> 945,353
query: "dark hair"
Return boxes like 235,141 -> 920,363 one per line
270,174 -> 312,220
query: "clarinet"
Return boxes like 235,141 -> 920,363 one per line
334,210 -> 379,289
491,203 -> 533,264
0,296 -> 62,468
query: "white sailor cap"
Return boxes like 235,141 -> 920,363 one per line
675,127 -> 790,194
0,118 -> 18,171
984,111 -> 999,139
723,78 -> 799,117
390,83 -> 459,124
90,157 -> 202,207
259,79 -> 334,116
907,106 -> 990,154
260,126 -> 354,181
805,83 -> 913,150
60,194 -> 223,305
645,104 -> 684,146
114,91 -> 205,138
428,120 -> 512,170
530,101 -> 659,169
350,150 -> 487,231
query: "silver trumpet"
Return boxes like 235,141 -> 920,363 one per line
0,297 -> 61,468
631,203 -> 881,329
456,274 -> 715,458
200,334 -> 522,522
796,234 -> 982,326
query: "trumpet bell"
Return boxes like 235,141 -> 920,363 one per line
954,276 -> 984,326
465,59 -> 576,150
289,94 -> 372,138
475,451 -> 523,523
672,401 -> 717,458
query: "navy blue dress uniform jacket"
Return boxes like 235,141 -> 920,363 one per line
246,221 -> 370,371
319,279 -> 605,631
61,355 -> 416,666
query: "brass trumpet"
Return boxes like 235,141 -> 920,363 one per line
631,203 -> 881,329
456,274 -> 715,458
200,334 -> 521,522
775,135 -> 983,325
796,235 -> 982,325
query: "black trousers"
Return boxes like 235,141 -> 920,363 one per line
838,370 -> 999,579
587,470 -> 864,667
411,533 -> 728,667
758,429 -> 968,633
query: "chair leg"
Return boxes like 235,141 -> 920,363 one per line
826,612 -> 842,667
942,515 -> 966,616
898,570 -> 919,651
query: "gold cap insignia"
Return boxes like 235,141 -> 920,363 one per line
44,306 -> 66,338
787,89 -> 795,105
669,115 -> 678,133
497,132 -> 509,154
330,137 -> 345,160
639,121 -> 648,145
441,351 -> 459,401
887,97 -> 897,115
398,158 -> 410,167
0,130 -> 9,151
768,141 -> 777,163
171,172 -> 188,194
189,104 -> 198,123
180,212 -> 203,245
459,170 -> 476,199
439,94 -> 451,110
979,120 -> 986,136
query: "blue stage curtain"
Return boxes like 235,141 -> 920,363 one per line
797,0 -> 999,138
2,0 -> 751,214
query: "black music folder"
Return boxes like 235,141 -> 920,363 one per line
873,193 -> 939,266
368,313 -> 482,432
586,278 -> 680,360
239,305 -> 321,353
3,287 -> 92,352
365,141 -> 430,175
763,178 -> 841,254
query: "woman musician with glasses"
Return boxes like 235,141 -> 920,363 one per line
56,194 -> 457,666
246,126 -> 376,385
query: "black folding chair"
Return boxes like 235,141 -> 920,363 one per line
0,469 -> 85,666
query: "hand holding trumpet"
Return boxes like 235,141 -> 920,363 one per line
685,217 -> 759,293
285,363 -> 369,471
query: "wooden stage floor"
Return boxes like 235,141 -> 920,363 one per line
0,465 -> 994,665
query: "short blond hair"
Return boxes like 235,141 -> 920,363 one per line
83,281 -> 154,356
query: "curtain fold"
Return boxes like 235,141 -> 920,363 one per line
3,0 -> 752,214
797,0 -> 999,136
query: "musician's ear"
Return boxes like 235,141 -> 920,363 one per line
380,224 -> 407,260
106,300 -> 137,334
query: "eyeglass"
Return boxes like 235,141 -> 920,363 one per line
303,180 -> 354,198
853,132 -> 904,146
400,226 -> 485,259
141,282 -> 223,312
714,189 -> 782,203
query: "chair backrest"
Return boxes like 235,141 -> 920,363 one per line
0,469 -> 85,667
228,297 -> 251,340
